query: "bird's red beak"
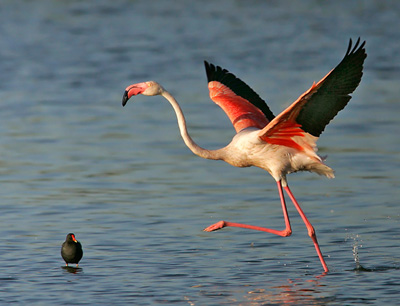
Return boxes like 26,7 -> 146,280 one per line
122,82 -> 149,106
71,234 -> 77,243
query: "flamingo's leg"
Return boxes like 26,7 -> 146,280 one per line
203,181 -> 292,237
283,184 -> 329,273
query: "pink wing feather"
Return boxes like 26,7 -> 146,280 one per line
205,39 -> 365,152
204,61 -> 275,133
259,38 -> 366,151
208,81 -> 269,132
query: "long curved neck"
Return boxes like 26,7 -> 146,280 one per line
161,90 -> 222,160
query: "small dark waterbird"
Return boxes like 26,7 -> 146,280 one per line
121,38 -> 366,272
61,233 -> 83,267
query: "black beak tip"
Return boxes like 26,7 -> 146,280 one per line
122,91 -> 129,107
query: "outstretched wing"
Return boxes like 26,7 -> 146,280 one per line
259,38 -> 367,150
204,61 -> 275,133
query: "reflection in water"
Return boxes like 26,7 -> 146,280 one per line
243,274 -> 330,305
62,266 -> 83,274
186,273 -> 330,305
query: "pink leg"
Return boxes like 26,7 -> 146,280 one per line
284,185 -> 329,273
203,181 -> 292,237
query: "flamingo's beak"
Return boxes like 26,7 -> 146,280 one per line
122,91 -> 129,107
122,82 -> 151,106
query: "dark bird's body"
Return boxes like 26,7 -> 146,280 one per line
61,233 -> 83,267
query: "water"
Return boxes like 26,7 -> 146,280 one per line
1,0 -> 399,305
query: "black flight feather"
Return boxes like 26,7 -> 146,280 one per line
204,61 -> 275,122
296,38 -> 367,137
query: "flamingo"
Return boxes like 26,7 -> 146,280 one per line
122,38 -> 366,272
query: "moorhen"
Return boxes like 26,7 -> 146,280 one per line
61,233 -> 83,267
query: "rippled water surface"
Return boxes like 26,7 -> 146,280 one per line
1,1 -> 399,305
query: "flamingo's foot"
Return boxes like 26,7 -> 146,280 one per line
203,220 -> 226,232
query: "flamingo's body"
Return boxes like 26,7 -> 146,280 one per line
122,39 -> 367,272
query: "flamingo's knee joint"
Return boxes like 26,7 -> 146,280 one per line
283,229 -> 292,237
307,227 -> 316,238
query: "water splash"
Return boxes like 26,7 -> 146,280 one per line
352,238 -> 361,269
345,233 -> 364,270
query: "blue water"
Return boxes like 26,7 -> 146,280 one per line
1,0 -> 399,305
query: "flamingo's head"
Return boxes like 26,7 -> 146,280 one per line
122,81 -> 164,106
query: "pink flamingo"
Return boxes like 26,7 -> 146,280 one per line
122,38 -> 366,272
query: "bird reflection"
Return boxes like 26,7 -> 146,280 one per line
62,266 -> 82,274
244,273 -> 328,305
